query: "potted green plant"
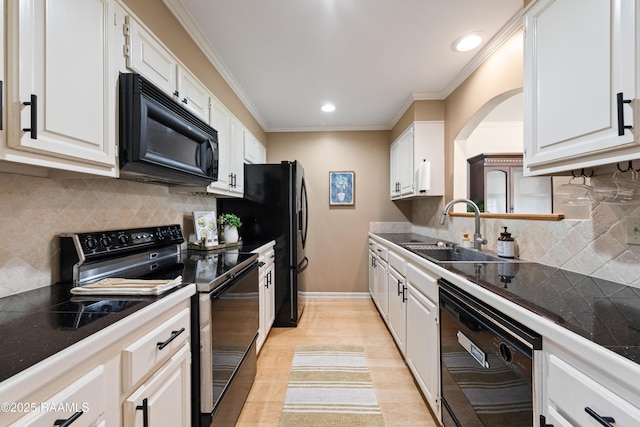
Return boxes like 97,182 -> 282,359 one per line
218,213 -> 242,243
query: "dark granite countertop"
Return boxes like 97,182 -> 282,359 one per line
373,233 -> 640,365
0,282 -> 194,383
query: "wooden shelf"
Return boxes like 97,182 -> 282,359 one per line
449,212 -> 564,221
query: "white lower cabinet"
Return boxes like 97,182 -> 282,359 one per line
9,365 -> 108,427
123,343 -> 191,427
405,264 -> 440,419
256,242 -> 276,353
387,266 -> 406,354
544,340 -> 640,426
367,237 -> 441,420
0,285 -> 194,427
373,255 -> 389,321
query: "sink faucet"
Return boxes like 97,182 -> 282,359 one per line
440,198 -> 488,250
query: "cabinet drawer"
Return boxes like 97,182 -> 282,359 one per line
122,308 -> 190,392
389,251 -> 406,276
10,366 -> 106,427
406,264 -> 437,301
375,244 -> 389,262
547,353 -> 640,426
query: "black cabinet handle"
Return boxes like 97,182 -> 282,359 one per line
182,98 -> 188,104
156,327 -> 185,350
136,398 -> 149,427
173,90 -> 179,97
397,279 -> 402,296
258,261 -> 266,268
617,92 -> 633,136
402,285 -> 407,302
53,411 -> 83,426
539,414 -> 554,427
585,407 -> 615,427
22,94 -> 37,139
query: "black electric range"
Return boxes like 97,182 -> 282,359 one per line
0,225 -> 258,384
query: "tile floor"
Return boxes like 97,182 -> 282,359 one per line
235,298 -> 439,426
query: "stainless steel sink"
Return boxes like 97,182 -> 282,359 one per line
401,243 -> 519,263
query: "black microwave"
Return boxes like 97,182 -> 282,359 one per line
118,73 -> 218,186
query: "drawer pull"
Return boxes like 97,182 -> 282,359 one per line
53,411 -> 83,426
585,407 -> 615,427
136,398 -> 149,427
157,327 -> 185,350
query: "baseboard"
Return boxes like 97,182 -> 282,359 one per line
301,292 -> 371,299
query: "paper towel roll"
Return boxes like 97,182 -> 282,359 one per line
417,160 -> 431,193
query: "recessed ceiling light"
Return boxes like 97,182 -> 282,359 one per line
452,33 -> 483,52
321,103 -> 336,113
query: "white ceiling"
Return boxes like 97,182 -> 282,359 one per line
163,0 -> 524,132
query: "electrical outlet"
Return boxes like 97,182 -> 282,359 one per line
626,216 -> 640,245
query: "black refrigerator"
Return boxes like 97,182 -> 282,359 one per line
218,161 -> 309,327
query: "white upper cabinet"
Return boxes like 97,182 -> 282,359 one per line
390,122 -> 444,199
523,0 -> 640,175
125,15 -> 177,96
177,67 -> 211,121
244,131 -> 266,164
209,98 -> 232,192
3,0 -> 117,175
125,15 -> 211,123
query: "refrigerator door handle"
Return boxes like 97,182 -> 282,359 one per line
296,256 -> 309,273
300,177 -> 309,247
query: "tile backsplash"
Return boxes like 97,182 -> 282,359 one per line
412,198 -> 640,289
0,172 -> 216,297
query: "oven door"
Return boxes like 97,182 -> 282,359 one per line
199,262 -> 259,416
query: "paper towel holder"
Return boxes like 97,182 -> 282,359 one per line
418,159 -> 431,193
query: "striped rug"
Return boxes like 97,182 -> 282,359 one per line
279,344 -> 385,427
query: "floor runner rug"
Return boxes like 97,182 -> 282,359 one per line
279,344 -> 385,427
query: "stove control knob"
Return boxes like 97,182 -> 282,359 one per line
101,236 -> 112,248
85,237 -> 98,250
118,234 -> 130,245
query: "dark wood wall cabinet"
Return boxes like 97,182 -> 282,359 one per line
467,153 -> 553,214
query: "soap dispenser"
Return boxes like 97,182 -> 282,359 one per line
497,226 -> 515,258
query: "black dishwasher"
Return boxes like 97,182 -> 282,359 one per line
439,279 -> 542,427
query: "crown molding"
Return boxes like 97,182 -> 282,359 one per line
162,0 -> 269,131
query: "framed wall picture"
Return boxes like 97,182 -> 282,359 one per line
329,171 -> 355,206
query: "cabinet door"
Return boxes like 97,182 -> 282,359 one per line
176,67 -> 210,122
546,352 -> 640,426
368,249 -> 376,296
374,259 -> 388,319
209,99 -> 231,192
229,116 -> 245,194
406,283 -> 440,419
10,366 -> 107,427
7,0 -> 115,168
124,343 -> 191,427
244,131 -> 266,164
125,16 -> 177,96
524,0 -> 639,173
265,261 -> 275,331
387,266 -> 406,354
396,128 -> 414,196
390,140 -> 401,197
